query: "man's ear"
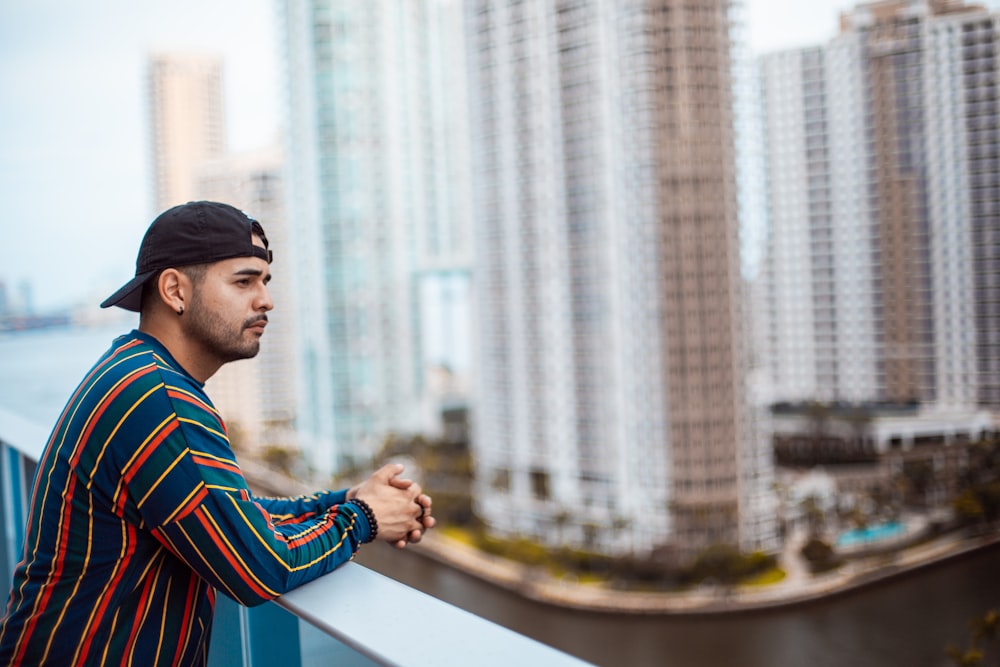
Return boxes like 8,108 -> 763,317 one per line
157,268 -> 189,315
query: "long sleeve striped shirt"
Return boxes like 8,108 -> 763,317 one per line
0,330 -> 372,666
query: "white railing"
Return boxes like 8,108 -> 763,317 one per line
0,408 -> 593,667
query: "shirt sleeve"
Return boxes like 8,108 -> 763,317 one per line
117,384 -> 369,606
151,487 -> 371,606
253,489 -> 349,525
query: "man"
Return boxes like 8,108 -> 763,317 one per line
0,201 -> 434,666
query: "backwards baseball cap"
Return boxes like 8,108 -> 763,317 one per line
100,200 -> 273,312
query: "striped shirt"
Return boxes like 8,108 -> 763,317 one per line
0,331 -> 372,666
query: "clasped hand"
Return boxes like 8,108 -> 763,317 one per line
349,463 -> 435,548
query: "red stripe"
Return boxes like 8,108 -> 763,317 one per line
77,521 -> 140,665
116,557 -> 156,667
123,420 -> 180,487
190,455 -> 241,475
166,390 -> 225,431
19,339 -> 146,545
287,515 -> 336,548
194,508 -> 273,600
172,575 -> 199,664
71,365 -> 159,470
12,365 -> 156,664
172,487 -> 209,523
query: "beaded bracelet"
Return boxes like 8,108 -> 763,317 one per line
348,499 -> 378,543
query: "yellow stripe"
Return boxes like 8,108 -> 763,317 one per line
206,484 -> 242,493
200,505 -> 280,596
41,492 -> 96,664
170,522 -> 240,601
75,516 -> 142,662
128,561 -> 162,667
88,383 -> 164,490
152,577 -> 171,667
178,416 -> 227,441
12,350 -> 155,645
136,448 -> 190,509
113,413 -> 176,507
162,482 -> 206,524
231,495 -> 354,572
166,384 -> 224,419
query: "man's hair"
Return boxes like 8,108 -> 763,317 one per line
139,264 -> 209,313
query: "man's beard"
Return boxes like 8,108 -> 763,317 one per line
184,297 -> 265,364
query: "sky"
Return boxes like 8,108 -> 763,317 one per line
1,0 -> 996,312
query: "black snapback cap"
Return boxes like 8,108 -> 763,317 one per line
100,201 -> 273,312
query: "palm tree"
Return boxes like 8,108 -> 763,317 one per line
973,609 -> 999,664
945,645 -> 983,667
946,609 -> 1000,667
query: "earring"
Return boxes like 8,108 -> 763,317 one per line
177,306 -> 184,316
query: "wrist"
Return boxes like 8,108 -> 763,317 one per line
346,498 -> 378,543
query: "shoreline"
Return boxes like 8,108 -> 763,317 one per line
408,529 -> 1000,616
241,460 -> 1000,615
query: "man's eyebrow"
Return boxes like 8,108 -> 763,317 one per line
233,267 -> 272,282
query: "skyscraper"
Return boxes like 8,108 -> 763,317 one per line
466,0 -> 776,558
279,0 -> 473,472
760,0 -> 999,410
147,53 -> 294,458
196,148 -> 297,456
148,54 -> 226,211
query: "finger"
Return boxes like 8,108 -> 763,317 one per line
421,516 -> 437,531
388,475 -> 413,489
393,538 -> 408,549
376,463 -> 405,481
407,529 -> 423,544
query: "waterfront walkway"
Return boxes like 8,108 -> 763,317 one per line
410,526 -> 1000,615
242,459 -> 998,615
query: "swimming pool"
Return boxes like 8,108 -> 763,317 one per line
836,521 -> 906,548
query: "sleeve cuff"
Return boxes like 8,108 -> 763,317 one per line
344,499 -> 377,544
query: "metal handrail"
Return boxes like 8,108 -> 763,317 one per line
0,407 -> 592,666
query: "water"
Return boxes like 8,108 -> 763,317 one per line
359,544 -> 1000,667
0,322 -> 127,425
3,325 -> 999,667
837,521 -> 906,548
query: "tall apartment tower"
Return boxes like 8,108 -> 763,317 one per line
148,54 -> 226,211
196,149 -> 297,455
279,1 -> 473,472
147,53 -> 294,456
466,0 -> 777,558
760,0 -> 999,410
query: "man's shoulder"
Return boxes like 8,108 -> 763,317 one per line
97,334 -> 226,439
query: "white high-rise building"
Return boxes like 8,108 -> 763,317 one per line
466,0 -> 778,558
148,54 -> 226,211
196,148 -> 297,456
147,54 -> 295,457
279,0 -> 473,472
760,0 -> 999,411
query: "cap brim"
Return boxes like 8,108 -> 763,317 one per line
100,270 -> 156,312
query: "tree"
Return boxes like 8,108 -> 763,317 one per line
946,608 -> 999,667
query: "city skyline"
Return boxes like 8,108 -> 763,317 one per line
7,0 -> 986,312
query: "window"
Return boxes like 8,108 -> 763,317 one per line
530,469 -> 551,501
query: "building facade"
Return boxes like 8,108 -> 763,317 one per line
196,149 -> 297,457
760,0 -> 999,411
147,54 -> 295,458
466,0 -> 777,558
148,54 -> 226,211
279,0 -> 473,472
